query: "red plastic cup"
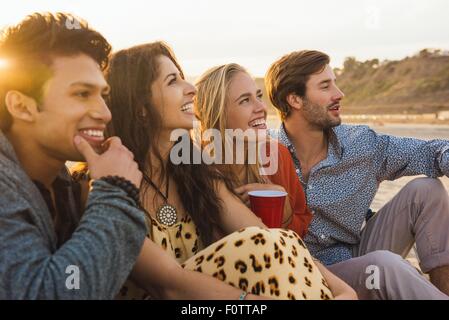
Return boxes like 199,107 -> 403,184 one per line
248,190 -> 287,228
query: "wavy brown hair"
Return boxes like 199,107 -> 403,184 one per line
104,41 -> 227,246
265,50 -> 330,120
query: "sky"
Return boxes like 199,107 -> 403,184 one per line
1,0 -> 448,77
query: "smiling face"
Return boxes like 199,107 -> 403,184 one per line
300,64 -> 344,129
225,71 -> 267,133
150,55 -> 196,133
26,54 -> 111,162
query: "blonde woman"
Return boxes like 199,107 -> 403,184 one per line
194,63 -> 311,238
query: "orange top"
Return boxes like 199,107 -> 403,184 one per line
264,142 -> 312,238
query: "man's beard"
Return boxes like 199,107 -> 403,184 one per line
301,97 -> 341,130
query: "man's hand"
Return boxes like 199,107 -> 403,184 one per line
74,135 -> 142,188
234,183 -> 286,207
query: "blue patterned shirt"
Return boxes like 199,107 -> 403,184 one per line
270,123 -> 449,265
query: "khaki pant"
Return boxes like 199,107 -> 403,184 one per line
327,178 -> 449,299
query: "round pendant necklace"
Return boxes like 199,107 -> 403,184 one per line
143,173 -> 178,227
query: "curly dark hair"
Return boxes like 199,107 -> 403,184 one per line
0,12 -> 111,131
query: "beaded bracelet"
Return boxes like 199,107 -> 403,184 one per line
238,291 -> 248,300
100,176 -> 140,206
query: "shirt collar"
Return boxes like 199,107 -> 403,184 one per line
278,122 -> 343,159
57,166 -> 73,187
33,167 -> 73,191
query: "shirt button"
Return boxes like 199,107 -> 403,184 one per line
311,210 -> 315,214
295,169 -> 300,173
320,234 -> 326,239
308,185 -> 313,190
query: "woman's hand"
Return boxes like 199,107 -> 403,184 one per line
234,183 -> 292,227
234,183 -> 286,207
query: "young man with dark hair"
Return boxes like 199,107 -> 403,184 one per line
266,50 -> 449,299
0,13 -> 146,299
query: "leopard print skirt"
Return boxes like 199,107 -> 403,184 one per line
181,226 -> 333,300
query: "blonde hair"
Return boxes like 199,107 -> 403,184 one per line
195,63 -> 268,186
